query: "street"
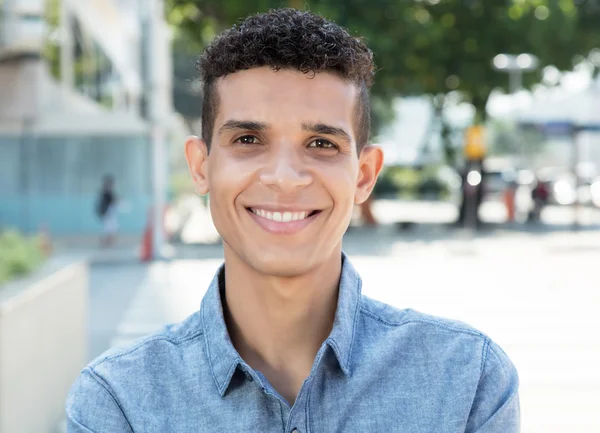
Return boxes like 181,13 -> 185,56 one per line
88,215 -> 600,433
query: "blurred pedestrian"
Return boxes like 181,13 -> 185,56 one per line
96,175 -> 118,246
528,178 -> 549,222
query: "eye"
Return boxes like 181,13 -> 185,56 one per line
308,138 -> 338,150
235,135 -> 260,145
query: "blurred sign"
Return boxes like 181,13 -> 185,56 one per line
464,125 -> 486,160
519,122 -> 600,136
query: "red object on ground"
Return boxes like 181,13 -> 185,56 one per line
504,188 -> 516,222
140,222 -> 153,262
139,205 -> 171,262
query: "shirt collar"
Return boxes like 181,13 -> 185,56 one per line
201,252 -> 362,396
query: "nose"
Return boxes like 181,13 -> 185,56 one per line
259,148 -> 312,193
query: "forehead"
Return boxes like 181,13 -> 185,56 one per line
214,67 -> 358,132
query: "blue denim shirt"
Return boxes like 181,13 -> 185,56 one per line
67,255 -> 520,432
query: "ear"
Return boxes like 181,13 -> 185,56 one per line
354,145 -> 384,204
184,136 -> 210,195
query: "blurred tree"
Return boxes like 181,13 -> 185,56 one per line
166,0 -> 600,140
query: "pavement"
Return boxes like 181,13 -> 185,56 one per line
73,199 -> 600,432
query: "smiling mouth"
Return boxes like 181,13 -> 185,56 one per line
247,208 -> 321,222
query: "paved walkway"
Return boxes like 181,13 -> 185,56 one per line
87,226 -> 600,433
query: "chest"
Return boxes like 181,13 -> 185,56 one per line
123,369 -> 476,433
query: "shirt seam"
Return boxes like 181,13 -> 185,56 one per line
279,401 -> 286,433
202,298 -> 223,394
346,276 -> 362,371
359,307 -> 487,339
89,330 -> 204,369
83,368 -> 135,433
480,338 -> 491,379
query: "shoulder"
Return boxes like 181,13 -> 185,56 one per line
86,310 -> 204,381
356,295 -> 517,378
357,295 -> 499,365
67,312 -> 208,427
359,295 -> 487,339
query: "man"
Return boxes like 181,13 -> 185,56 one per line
67,9 -> 519,432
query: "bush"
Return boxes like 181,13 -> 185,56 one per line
0,230 -> 45,287
373,166 -> 452,199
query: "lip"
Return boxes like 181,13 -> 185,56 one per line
246,207 -> 322,234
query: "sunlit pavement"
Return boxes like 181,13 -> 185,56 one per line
89,210 -> 600,433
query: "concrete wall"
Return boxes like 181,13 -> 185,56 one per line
0,134 -> 152,235
0,57 -> 41,121
0,260 -> 88,433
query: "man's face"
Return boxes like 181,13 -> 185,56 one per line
186,67 -> 382,276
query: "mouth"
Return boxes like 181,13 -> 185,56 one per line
245,207 -> 323,234
246,208 -> 321,222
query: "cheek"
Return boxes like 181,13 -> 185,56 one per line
208,158 -> 256,208
322,164 -> 358,207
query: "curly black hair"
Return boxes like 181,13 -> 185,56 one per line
198,8 -> 375,151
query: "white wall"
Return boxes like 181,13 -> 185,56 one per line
0,260 -> 88,433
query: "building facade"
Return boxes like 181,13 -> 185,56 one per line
0,0 -> 172,236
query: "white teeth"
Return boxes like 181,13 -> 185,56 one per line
251,209 -> 311,222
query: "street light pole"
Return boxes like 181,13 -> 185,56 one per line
508,70 -> 522,95
492,53 -> 539,165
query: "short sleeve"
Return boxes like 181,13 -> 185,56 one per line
66,369 -> 134,433
465,340 -> 520,433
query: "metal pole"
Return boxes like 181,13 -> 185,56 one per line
571,126 -> 580,230
509,69 -> 526,165
144,0 -> 167,259
509,70 -> 520,94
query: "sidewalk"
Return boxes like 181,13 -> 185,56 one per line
53,236 -> 140,265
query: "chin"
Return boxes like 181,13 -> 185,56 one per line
246,250 -> 318,278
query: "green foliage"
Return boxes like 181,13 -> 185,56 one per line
166,0 -> 600,132
43,0 -> 62,81
0,230 -> 45,287
373,166 -> 451,199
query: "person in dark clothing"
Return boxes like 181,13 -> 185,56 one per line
529,178 -> 549,222
97,175 -> 118,246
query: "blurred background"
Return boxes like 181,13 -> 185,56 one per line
0,0 -> 599,432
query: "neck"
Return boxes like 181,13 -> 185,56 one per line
222,245 -> 342,405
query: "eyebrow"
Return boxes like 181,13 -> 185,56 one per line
302,123 -> 352,143
217,119 -> 352,144
218,120 -> 270,135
